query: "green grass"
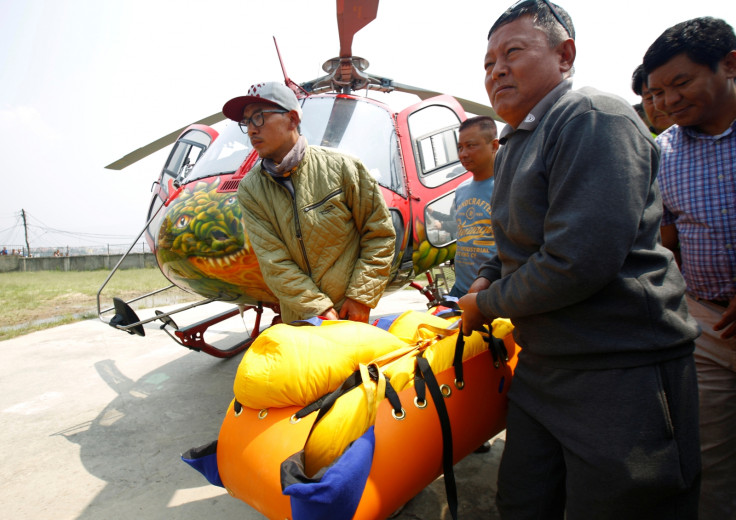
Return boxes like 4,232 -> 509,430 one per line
0,264 -> 456,341
0,268 -> 196,341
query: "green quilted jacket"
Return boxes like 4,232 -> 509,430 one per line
238,145 -> 396,323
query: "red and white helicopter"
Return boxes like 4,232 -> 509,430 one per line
98,0 -> 499,358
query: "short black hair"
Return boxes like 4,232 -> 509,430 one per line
488,0 -> 575,46
631,64 -> 646,96
643,17 -> 736,74
459,116 -> 498,142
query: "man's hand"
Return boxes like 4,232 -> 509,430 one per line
713,296 -> 736,339
322,307 -> 340,320
467,277 -> 491,294
458,292 -> 494,336
338,298 -> 371,323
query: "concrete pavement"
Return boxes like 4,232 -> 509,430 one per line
0,289 -> 503,519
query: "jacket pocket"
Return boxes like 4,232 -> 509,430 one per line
303,189 -> 344,214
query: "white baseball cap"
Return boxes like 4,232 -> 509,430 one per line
222,82 -> 303,122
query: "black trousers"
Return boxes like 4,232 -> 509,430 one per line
496,352 -> 701,520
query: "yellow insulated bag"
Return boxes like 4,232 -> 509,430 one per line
233,319 -> 409,409
294,311 -> 514,476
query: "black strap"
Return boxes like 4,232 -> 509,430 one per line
375,367 -> 404,416
293,395 -> 328,420
452,332 -> 466,386
294,370 -> 363,421
281,368 -> 373,488
437,299 -> 460,310
417,354 -> 458,520
414,362 -> 427,407
488,335 -> 508,368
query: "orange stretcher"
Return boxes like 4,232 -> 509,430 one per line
216,330 -> 518,520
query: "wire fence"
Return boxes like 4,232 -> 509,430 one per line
0,210 -> 150,258
0,242 -> 151,258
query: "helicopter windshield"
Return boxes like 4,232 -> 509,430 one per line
183,122 -> 253,182
182,95 -> 405,197
301,96 -> 405,197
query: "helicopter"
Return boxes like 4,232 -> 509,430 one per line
98,0 -> 500,358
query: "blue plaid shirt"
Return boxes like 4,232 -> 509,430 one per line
656,120 -> 736,301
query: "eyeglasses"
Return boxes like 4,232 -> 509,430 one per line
238,109 -> 288,133
508,0 -> 572,38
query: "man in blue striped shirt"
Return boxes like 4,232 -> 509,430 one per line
645,17 -> 736,520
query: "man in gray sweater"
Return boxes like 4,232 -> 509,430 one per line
458,1 -> 701,518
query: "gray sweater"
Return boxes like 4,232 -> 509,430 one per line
476,81 -> 698,369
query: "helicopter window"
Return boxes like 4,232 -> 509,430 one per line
162,129 -> 212,179
163,142 -> 205,179
182,128 -> 214,148
424,192 -> 457,247
300,96 -> 406,197
164,142 -> 189,177
183,122 -> 254,183
408,105 -> 465,189
417,130 -> 459,171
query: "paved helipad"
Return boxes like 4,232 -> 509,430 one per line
0,289 -> 503,519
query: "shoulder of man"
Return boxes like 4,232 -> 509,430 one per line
457,177 -> 473,189
238,161 -> 266,189
655,125 -> 681,152
560,87 -> 637,120
306,145 -> 365,168
546,87 -> 653,140
305,145 -> 376,182
306,144 -> 348,160
454,177 -> 477,196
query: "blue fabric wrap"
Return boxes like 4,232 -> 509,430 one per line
283,426 -> 376,520
434,309 -> 458,319
181,440 -> 224,488
292,316 -> 325,326
372,314 -> 400,331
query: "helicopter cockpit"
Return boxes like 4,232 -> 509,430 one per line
300,95 -> 405,197
177,94 -> 405,198
180,123 -> 254,183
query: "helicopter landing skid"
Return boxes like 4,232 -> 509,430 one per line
158,305 -> 265,359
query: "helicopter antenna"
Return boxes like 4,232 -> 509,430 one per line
273,36 -> 291,85
273,36 -> 306,96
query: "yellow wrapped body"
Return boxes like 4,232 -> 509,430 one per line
234,320 -> 408,409
217,310 -> 519,520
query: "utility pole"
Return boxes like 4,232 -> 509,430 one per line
21,209 -> 31,257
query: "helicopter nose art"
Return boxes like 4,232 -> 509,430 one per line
155,178 -> 276,304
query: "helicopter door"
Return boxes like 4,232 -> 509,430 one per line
145,125 -> 218,249
395,95 -> 472,261
159,126 -> 217,194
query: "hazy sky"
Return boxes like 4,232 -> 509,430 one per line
1,0 -> 734,250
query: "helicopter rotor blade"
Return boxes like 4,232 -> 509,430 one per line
105,111 -> 226,170
390,81 -> 502,121
389,82 -> 442,100
450,96 -> 501,121
337,0 -> 379,58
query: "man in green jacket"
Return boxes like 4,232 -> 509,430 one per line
223,82 -> 396,324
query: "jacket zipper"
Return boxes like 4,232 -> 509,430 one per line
290,194 -> 312,277
268,173 -> 313,277
302,188 -> 343,213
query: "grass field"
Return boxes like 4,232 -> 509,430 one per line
0,263 -> 456,341
0,268 -> 196,341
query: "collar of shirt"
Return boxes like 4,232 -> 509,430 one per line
681,118 -> 736,142
499,80 -> 573,143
